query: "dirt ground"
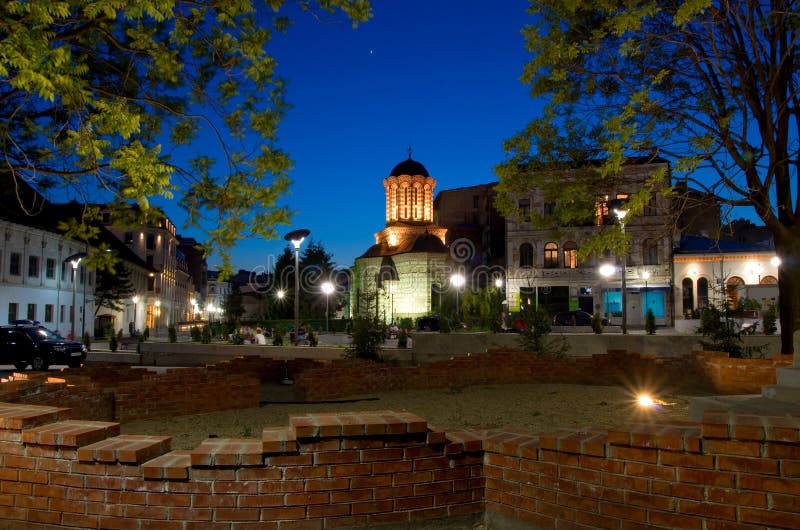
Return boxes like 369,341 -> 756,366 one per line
120,383 -> 696,450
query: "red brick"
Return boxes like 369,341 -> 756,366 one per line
678,468 -> 735,487
739,474 -> 800,495
648,511 -> 702,529
717,455 -> 779,474
351,500 -> 393,515
679,500 -> 736,520
660,452 -> 714,469
740,507 -> 800,528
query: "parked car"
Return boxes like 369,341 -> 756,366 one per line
552,310 -> 609,327
0,324 -> 87,370
416,315 -> 446,332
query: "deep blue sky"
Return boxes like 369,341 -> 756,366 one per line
194,0 -> 536,271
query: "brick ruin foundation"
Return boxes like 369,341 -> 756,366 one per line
0,349 -> 797,528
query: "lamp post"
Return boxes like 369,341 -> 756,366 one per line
284,229 -> 310,345
321,281 -> 334,332
613,208 -> 629,334
64,252 -> 87,339
132,295 -> 140,334
642,271 -> 650,317
451,273 -> 465,317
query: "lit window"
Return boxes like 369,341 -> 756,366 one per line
544,242 -> 558,268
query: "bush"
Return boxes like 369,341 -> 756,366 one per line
190,325 -> 201,342
762,305 -> 778,335
168,324 -> 177,343
439,317 -> 451,333
272,326 -> 284,346
345,316 -> 384,361
201,324 -> 212,344
397,328 -> 408,348
645,309 -> 656,335
108,331 -> 118,352
697,305 -> 766,358
82,331 -> 92,351
308,328 -> 318,347
517,306 -> 568,357
143,327 -> 150,340
590,312 -> 604,334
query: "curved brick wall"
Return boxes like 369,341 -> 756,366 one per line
0,403 -> 797,529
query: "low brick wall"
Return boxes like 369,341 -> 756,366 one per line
0,403 -> 797,529
294,349 -> 794,401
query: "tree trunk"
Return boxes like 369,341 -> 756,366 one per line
774,235 -> 800,356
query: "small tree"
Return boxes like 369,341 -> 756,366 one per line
645,309 -> 656,335
190,326 -> 201,342
108,328 -> 118,352
518,306 -> 569,357
590,312 -> 604,335
168,325 -> 177,343
397,328 -> 408,348
201,325 -> 212,344
345,316 -> 384,361
272,326 -> 285,346
763,306 -> 778,336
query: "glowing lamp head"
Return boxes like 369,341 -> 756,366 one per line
599,264 -> 616,278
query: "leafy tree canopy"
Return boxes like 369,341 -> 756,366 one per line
1,0 -> 372,275
497,0 -> 800,353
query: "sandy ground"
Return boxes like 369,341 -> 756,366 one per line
121,383 -> 696,450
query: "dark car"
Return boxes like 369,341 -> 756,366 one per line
0,324 -> 87,370
552,310 -> 609,327
416,316 -> 441,332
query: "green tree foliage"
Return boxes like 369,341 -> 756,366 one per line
223,287 -> 245,323
497,0 -> 800,354
0,1 -> 372,274
645,309 -> 656,335
518,305 -> 568,357
94,263 -> 135,315
345,316 -> 383,361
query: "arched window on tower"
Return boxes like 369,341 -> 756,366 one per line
519,243 -> 534,268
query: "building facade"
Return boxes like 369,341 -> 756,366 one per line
505,158 -> 675,327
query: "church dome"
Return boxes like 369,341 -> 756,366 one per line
390,158 -> 429,177
411,232 -> 447,253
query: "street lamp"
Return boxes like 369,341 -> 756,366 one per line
64,252 -> 87,339
284,228 -> 310,345
613,208 -> 629,334
451,273 -> 465,317
132,295 -> 140,334
599,263 -> 616,323
321,281 -> 334,332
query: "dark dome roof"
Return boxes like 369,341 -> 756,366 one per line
411,233 -> 447,253
390,158 -> 429,177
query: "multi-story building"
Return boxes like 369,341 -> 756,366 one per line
504,157 -> 675,327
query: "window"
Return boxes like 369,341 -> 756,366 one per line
46,258 -> 56,279
28,255 -> 39,278
519,243 -> 534,268
9,252 -> 21,276
544,242 -> 558,268
563,242 -> 578,269
697,278 -> 709,309
644,196 -> 658,216
543,201 -> 556,217
8,303 -> 18,322
60,305 -> 65,323
520,287 -> 536,310
125,232 -> 134,244
682,278 -> 694,314
517,198 -> 531,222
642,239 -> 659,265
146,234 -> 155,250
595,195 -> 609,226
147,275 -> 156,291
27,303 -> 36,320
726,276 -> 744,309
45,304 -> 54,323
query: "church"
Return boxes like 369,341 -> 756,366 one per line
350,156 -> 450,322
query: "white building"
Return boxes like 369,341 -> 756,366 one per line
0,218 -> 93,338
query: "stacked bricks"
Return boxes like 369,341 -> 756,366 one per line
483,411 -> 800,529
0,401 -> 798,529
294,349 -> 794,401
113,367 -> 260,422
0,403 -> 485,529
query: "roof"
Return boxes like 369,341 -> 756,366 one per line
359,231 -> 448,259
675,234 -> 774,254
390,157 -> 429,177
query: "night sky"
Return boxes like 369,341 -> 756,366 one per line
177,0 -> 537,271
